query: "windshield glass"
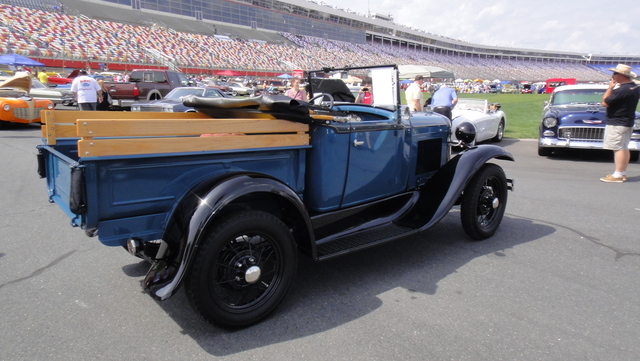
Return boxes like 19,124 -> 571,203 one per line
552,89 -> 605,105
455,98 -> 487,112
307,65 -> 398,109
164,88 -> 205,100
31,79 -> 46,89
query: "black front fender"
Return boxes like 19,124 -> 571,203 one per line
398,144 -> 513,230
145,173 -> 311,300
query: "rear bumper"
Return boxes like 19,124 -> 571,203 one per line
111,99 -> 136,108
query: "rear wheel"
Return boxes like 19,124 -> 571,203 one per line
461,164 -> 508,240
491,120 -> 505,142
186,210 -> 297,327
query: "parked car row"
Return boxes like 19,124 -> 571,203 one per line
0,73 -> 73,106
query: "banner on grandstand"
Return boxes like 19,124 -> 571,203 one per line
293,69 -> 303,78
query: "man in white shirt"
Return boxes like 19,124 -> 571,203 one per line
70,69 -> 102,110
405,74 -> 424,112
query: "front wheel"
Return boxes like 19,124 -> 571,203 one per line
185,210 -> 297,327
538,145 -> 552,156
460,163 -> 508,240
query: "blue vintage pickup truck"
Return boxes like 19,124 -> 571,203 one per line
37,65 -> 514,327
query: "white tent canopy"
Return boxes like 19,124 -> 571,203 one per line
398,64 -> 454,80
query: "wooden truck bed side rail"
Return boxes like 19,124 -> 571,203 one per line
42,110 -> 310,157
41,110 -> 210,145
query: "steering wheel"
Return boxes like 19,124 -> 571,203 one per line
308,93 -> 334,109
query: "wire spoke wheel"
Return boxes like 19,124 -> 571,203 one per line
186,210 -> 297,327
211,234 -> 280,309
461,163 -> 508,240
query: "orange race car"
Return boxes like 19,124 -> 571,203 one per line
0,75 -> 55,129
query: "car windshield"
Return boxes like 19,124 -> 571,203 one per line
164,87 -> 223,101
164,88 -> 206,100
455,98 -> 487,112
31,79 -> 47,89
552,89 -> 605,105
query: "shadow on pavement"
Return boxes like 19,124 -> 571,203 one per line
131,211 -> 555,355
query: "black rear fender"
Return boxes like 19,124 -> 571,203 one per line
146,173 -> 312,300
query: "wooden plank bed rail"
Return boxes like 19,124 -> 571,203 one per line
41,110 -> 210,145
41,110 -> 310,157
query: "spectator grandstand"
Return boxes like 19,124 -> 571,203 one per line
1,0 -> 638,81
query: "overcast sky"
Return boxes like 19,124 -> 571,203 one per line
318,0 -> 640,55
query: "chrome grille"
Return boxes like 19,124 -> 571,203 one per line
13,107 -> 45,121
558,127 -> 603,141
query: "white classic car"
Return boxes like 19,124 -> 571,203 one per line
449,98 -> 506,143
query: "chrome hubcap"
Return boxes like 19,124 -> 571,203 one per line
245,266 -> 261,284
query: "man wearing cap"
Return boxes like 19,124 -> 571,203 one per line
600,64 -> 640,183
405,74 -> 424,112
70,69 -> 102,111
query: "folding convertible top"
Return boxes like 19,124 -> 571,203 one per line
183,94 -> 336,124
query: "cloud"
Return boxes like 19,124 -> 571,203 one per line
320,0 -> 640,54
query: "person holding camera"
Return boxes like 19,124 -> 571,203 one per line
356,77 -> 373,105
599,64 -> 640,183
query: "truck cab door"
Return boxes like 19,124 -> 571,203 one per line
341,113 -> 407,207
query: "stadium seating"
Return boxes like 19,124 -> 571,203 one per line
0,3 -> 616,81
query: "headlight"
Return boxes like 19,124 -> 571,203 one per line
2,104 -> 10,111
634,118 -> 640,131
543,117 -> 557,128
131,106 -> 140,112
47,103 -> 55,110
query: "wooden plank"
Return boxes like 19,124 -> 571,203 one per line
77,133 -> 310,157
76,118 -> 309,137
42,123 -> 76,140
44,110 -> 210,123
41,110 -> 57,144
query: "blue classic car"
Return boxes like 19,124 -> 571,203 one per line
37,65 -> 514,328
130,86 -> 227,112
538,84 -> 640,161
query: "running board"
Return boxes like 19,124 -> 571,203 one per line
316,223 -> 416,261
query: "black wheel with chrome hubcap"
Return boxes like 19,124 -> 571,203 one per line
460,163 -> 508,240
185,210 -> 297,327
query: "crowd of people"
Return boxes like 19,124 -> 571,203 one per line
0,4 -> 614,82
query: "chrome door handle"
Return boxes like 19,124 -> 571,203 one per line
353,139 -> 364,146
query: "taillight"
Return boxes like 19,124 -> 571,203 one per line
133,85 -> 140,97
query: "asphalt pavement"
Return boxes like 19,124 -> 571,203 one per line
1,124 -> 639,361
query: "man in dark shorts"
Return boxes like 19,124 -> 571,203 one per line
600,64 -> 640,183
